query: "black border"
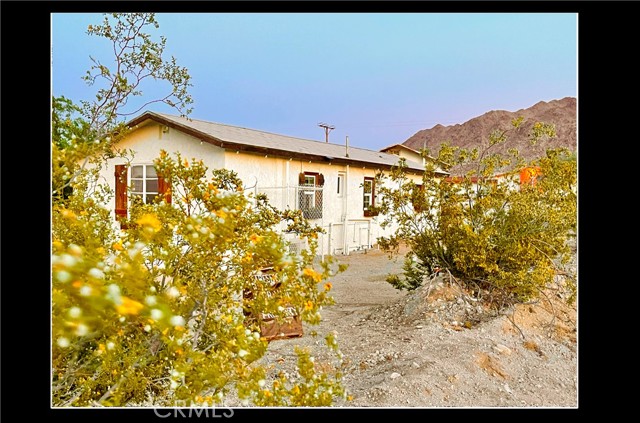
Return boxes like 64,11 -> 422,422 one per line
1,0 -> 607,419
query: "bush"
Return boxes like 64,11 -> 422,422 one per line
52,152 -> 345,406
376,119 -> 577,306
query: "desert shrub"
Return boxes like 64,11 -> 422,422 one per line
52,152 -> 345,406
376,120 -> 576,306
52,12 -> 345,407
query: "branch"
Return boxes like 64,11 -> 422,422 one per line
506,311 -> 526,340
536,287 -> 557,337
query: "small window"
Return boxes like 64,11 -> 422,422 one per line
337,172 -> 346,197
130,164 -> 159,204
301,174 -> 316,209
298,172 -> 323,219
363,177 -> 378,217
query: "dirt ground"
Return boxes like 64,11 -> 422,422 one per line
252,245 -> 577,408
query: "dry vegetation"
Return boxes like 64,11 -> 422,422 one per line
241,245 -> 577,408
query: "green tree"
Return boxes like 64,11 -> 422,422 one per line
376,119 -> 577,307
52,13 -> 193,201
52,13 -> 345,407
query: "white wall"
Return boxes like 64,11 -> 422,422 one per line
96,122 -> 225,214
97,123 -> 425,256
397,149 -> 423,165
225,152 -> 424,255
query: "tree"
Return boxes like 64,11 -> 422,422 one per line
52,13 -> 345,407
376,119 -> 577,308
52,12 -> 193,201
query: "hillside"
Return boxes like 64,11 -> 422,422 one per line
403,97 -> 576,174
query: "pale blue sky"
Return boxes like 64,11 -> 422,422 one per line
52,13 -> 577,151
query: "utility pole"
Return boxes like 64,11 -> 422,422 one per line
318,122 -> 335,143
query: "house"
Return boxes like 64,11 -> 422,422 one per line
380,143 -> 447,172
380,143 -> 425,165
97,111 -> 448,256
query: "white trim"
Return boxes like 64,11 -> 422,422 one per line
129,163 -> 159,205
337,171 -> 346,198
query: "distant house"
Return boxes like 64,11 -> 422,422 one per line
96,111 -> 448,256
379,143 -> 445,172
380,143 -> 425,165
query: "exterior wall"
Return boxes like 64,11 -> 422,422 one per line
96,123 -> 225,214
98,123 -> 426,257
382,146 -> 424,167
224,152 -> 423,256
396,149 -> 423,165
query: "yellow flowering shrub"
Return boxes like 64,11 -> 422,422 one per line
52,151 -> 345,406
377,119 -> 577,306
52,12 -> 346,407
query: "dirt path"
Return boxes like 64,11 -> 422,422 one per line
256,247 -> 577,407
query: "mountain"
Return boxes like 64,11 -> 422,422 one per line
403,97 -> 576,174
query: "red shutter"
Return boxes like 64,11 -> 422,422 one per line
158,174 -> 172,204
114,165 -> 128,228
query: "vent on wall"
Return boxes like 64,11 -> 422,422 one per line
159,125 -> 170,139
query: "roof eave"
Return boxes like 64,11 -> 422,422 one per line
126,112 -> 445,174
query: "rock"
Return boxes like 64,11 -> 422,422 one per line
390,372 -> 401,379
412,362 -> 420,369
504,384 -> 513,394
494,344 -> 512,355
415,325 -> 423,329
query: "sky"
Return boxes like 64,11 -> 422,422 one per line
52,13 -> 577,151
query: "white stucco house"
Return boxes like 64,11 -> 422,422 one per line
98,111 -> 448,256
380,143 -> 426,166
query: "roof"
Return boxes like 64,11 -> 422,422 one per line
380,143 -> 449,174
127,111 -> 448,175
380,143 -> 444,163
379,143 -> 422,155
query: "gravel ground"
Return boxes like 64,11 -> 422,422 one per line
248,245 -> 578,408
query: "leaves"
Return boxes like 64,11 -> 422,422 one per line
53,13 -> 343,406
53,151 -> 344,406
376,121 -> 576,305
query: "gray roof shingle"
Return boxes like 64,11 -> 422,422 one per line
129,111 -> 445,174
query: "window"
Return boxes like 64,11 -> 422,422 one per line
301,174 -> 316,209
363,177 -> 378,217
114,164 -> 171,228
298,172 -> 324,219
337,172 -> 345,197
130,164 -> 159,204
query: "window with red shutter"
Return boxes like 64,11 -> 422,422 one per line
363,177 -> 378,217
115,164 -> 171,228
298,171 -> 323,219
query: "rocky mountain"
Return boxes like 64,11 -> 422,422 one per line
403,97 -> 576,174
